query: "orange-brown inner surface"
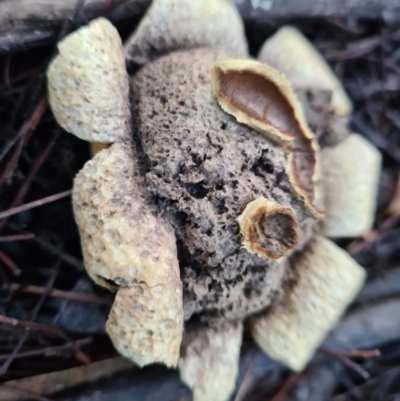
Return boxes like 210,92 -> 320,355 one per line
247,207 -> 299,259
218,70 -> 317,205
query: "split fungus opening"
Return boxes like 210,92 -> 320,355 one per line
218,71 -> 295,145
213,60 -> 323,218
237,197 -> 299,260
95,275 -> 120,291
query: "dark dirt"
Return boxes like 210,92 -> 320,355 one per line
0,3 -> 399,401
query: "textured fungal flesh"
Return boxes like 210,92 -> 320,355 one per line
258,26 -> 353,117
130,48 -> 318,320
47,18 -> 130,143
179,321 -> 243,401
213,60 -> 323,218
251,236 -> 366,371
124,0 -> 248,69
321,134 -> 382,238
237,197 -> 299,260
73,142 -> 183,367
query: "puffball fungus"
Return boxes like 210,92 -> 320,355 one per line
46,1 -> 381,400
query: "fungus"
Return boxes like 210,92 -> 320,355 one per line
45,6 -> 378,399
130,48 -> 315,321
47,18 -> 130,143
73,142 -> 183,367
212,59 -> 323,217
179,321 -> 243,401
258,26 -> 353,117
321,134 -> 382,237
124,0 -> 248,69
237,196 -> 299,260
250,236 -> 366,371
47,18 -> 183,368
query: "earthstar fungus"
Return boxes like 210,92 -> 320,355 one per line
46,2 -> 381,400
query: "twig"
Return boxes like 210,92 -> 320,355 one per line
0,96 -> 47,163
9,283 -> 111,305
0,136 -> 24,186
4,66 -> 43,88
336,349 -> 381,359
320,347 -> 381,360
0,266 -> 59,374
321,349 -> 371,380
0,233 -> 35,242
0,251 -> 22,276
0,130 -> 60,231
0,190 -> 72,220
0,338 -> 92,361
269,373 -> 304,401
33,235 -> 84,271
5,223 -> 84,271
3,56 -> 11,88
0,385 -> 55,401
233,349 -> 256,401
0,315 -> 64,337
57,0 -> 87,40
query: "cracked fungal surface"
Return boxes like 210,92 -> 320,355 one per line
73,141 -> 183,367
130,48 -> 317,320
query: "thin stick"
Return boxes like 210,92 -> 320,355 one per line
0,251 -> 22,276
0,190 -> 71,220
321,349 -> 371,380
0,96 -> 47,163
0,233 -> 35,242
0,315 -> 64,337
33,235 -> 84,271
0,267 -> 59,374
270,373 -> 304,401
2,56 -> 11,88
0,338 -> 92,361
9,283 -> 111,305
336,349 -> 381,359
233,349 -> 256,401
0,130 -> 59,231
0,385 -> 55,401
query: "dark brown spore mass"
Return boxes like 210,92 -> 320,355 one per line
130,49 -> 316,321
248,207 -> 299,260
